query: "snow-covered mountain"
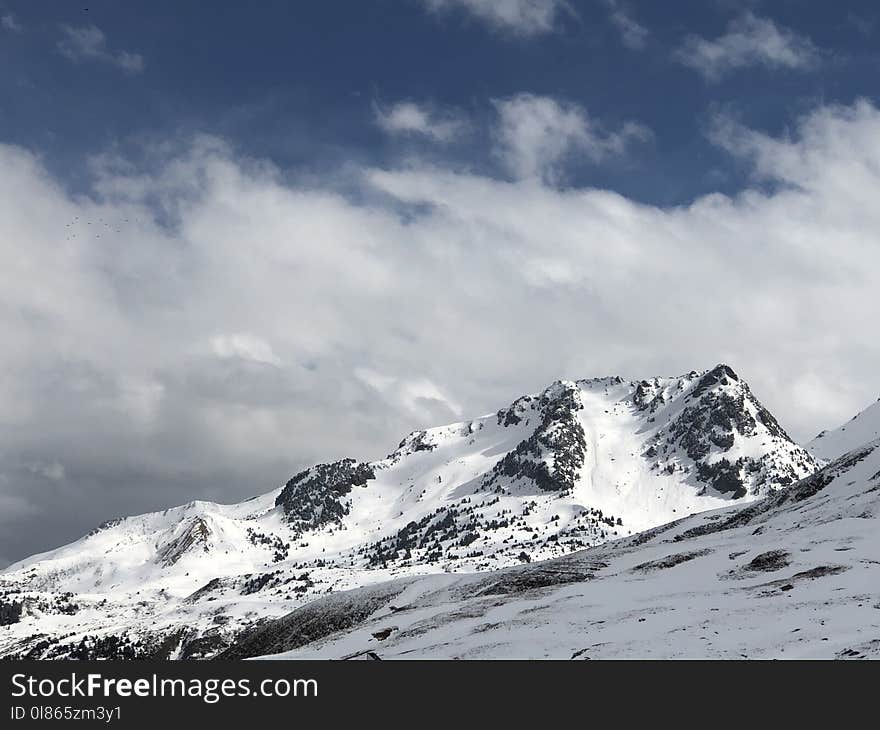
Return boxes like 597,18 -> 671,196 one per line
0,364 -> 818,659
808,397 -> 880,462
229,437 -> 880,660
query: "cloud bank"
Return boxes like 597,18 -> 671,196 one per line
1,99 -> 880,564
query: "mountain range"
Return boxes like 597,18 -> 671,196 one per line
0,363 -> 875,659
235,433 -> 880,660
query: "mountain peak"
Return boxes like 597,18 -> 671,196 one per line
0,364 -> 820,660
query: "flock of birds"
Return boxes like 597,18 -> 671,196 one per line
64,216 -> 139,241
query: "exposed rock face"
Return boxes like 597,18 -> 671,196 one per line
275,459 -> 376,533
489,381 -> 587,493
0,598 -> 23,626
496,394 -> 536,427
86,517 -> 123,537
156,517 -> 211,567
638,365 -> 816,499
395,430 -> 436,455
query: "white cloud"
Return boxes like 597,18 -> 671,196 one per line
356,368 -> 463,419
605,1 -> 648,50
492,93 -> 650,180
116,376 -> 166,428
28,461 -> 66,481
211,334 -> 283,367
420,0 -> 571,37
57,24 -> 145,74
675,13 -> 819,80
374,101 -> 468,142
3,98 -> 880,559
708,100 -> 880,198
1,13 -> 23,33
354,367 -> 397,393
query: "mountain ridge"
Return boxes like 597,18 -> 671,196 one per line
232,436 -> 880,660
0,363 -> 820,659
808,396 -> 880,462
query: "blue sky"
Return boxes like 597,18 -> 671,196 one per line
3,1 -> 879,203
2,0 -> 880,565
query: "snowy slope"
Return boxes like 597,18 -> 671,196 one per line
0,364 -> 818,659
237,439 -> 880,661
808,397 -> 880,462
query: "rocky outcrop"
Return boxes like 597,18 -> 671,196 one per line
488,381 -> 587,493
156,517 -> 211,567
640,365 -> 817,498
275,459 -> 376,533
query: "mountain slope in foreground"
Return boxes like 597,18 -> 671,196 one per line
230,439 -> 880,660
808,397 -> 880,462
0,365 -> 817,659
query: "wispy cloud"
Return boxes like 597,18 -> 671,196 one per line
419,0 -> 572,37
27,461 -> 66,481
374,100 -> 469,143
492,93 -> 651,181
57,24 -> 145,74
1,13 -> 23,33
675,13 -> 820,81
845,13 -> 874,37
355,368 -> 463,420
210,334 -> 283,367
604,0 -> 648,50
